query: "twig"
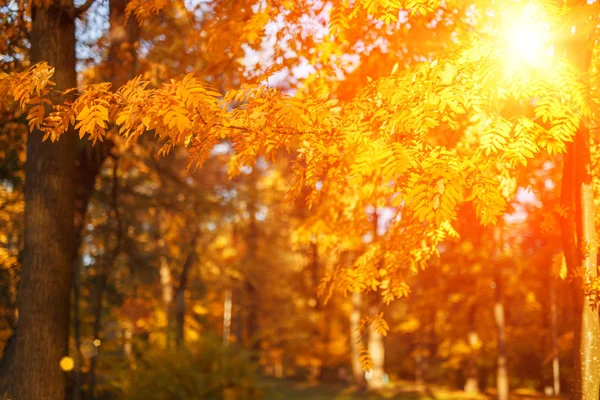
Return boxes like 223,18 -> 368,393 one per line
74,0 -> 97,18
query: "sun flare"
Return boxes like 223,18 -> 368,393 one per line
502,4 -> 552,65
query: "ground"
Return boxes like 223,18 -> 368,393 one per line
262,379 -> 564,400
263,379 -> 485,400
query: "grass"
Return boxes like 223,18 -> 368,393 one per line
262,378 -> 490,400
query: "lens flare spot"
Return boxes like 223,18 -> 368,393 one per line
60,356 -> 74,372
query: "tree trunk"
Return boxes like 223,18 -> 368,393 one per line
86,274 -> 108,400
71,256 -> 83,400
174,235 -> 198,347
559,21 -> 600,400
561,129 -> 600,400
107,0 -> 139,89
1,2 -> 77,399
242,171 -> 260,354
367,303 -> 385,390
309,241 -> 323,381
122,324 -> 136,369
464,304 -> 479,394
159,256 -> 173,347
223,289 -> 233,347
350,291 -> 365,389
71,141 -> 111,400
550,279 -> 560,396
494,226 -> 509,400
87,162 -> 121,400
367,209 -> 385,390
71,2 -> 138,395
575,130 -> 600,400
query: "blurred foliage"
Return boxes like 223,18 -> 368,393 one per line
121,336 -> 262,400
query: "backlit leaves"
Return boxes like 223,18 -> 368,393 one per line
2,0 -> 595,313
359,345 -> 374,372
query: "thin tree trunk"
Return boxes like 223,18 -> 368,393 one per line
223,289 -> 233,347
72,256 -> 83,400
561,140 -> 583,397
464,304 -> 479,394
72,2 -> 138,396
86,274 -> 107,400
107,0 -> 139,89
159,256 -> 173,347
71,140 -> 111,400
414,339 -> 424,385
367,209 -> 385,390
350,291 -> 365,389
412,279 -> 424,385
86,162 -> 122,400
243,170 -> 260,353
494,226 -> 509,400
309,241 -> 323,381
367,305 -> 385,390
1,2 -> 77,399
575,130 -> 600,400
174,235 -> 199,347
550,279 -> 560,396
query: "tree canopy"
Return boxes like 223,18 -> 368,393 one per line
2,0 -> 600,399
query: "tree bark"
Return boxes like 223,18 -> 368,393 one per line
1,2 -> 77,399
349,291 -> 365,389
71,256 -> 83,400
561,129 -> 600,400
367,209 -> 385,390
559,19 -> 600,400
159,256 -> 173,347
72,1 -> 138,395
367,304 -> 385,390
308,241 -> 323,381
494,225 -> 509,400
550,278 -> 560,396
242,170 -> 260,353
107,0 -> 139,90
174,235 -> 199,347
87,162 -> 122,400
464,304 -> 479,394
86,274 -> 107,400
223,289 -> 233,347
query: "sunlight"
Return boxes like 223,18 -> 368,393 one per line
503,3 -> 552,65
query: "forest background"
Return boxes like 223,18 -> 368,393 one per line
2,0 -> 600,399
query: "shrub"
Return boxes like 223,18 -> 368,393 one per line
123,337 -> 262,400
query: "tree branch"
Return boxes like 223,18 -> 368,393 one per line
74,0 -> 97,18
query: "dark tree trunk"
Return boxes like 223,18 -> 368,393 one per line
1,2 -> 77,399
72,2 -> 138,396
86,162 -> 122,400
107,0 -> 139,89
242,170 -> 260,354
71,256 -> 83,400
71,143 -> 110,400
174,235 -> 199,347
86,274 -> 107,400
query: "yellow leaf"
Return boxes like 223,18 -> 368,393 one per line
437,178 -> 445,195
438,63 -> 457,86
432,194 -> 440,210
